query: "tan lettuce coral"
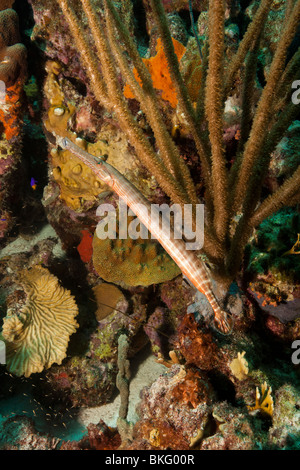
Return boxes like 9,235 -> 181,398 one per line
1,266 -> 79,377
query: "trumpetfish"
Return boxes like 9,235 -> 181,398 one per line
54,135 -> 233,335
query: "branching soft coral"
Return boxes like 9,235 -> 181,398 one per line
54,0 -> 300,291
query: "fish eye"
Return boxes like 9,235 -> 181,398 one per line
62,138 -> 69,148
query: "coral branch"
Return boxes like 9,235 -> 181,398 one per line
205,0 -> 228,243
56,0 -> 110,109
116,334 -> 133,447
116,334 -> 131,421
232,0 -> 300,214
54,0 -> 300,299
224,0 -> 273,97
250,166 -> 300,229
104,0 -> 197,204
148,0 -> 212,194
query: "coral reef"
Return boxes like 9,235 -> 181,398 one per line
61,421 -> 121,450
0,7 -> 27,238
177,314 -> 221,370
200,401 -> 255,450
0,416 -> 60,450
0,1 -> 14,10
246,206 -> 300,342
0,9 -> 26,88
0,415 -> 121,450
41,0 -> 299,314
0,0 -> 298,453
128,364 -> 215,450
77,229 -> 93,263
27,280 -> 148,408
268,384 -> 300,449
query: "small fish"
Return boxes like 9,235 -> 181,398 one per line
235,129 -> 241,140
30,177 -> 37,190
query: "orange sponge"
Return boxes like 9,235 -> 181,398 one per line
124,37 -> 186,108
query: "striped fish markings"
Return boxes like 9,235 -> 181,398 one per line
56,136 -> 233,335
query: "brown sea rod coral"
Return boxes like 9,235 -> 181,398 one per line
50,0 -> 300,296
0,266 -> 79,377
0,8 -> 26,87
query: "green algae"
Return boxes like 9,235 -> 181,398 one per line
246,207 -> 300,281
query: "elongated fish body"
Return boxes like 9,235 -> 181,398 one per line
57,136 -> 233,334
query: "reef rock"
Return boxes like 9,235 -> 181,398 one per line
129,364 -> 215,450
200,401 -> 255,450
0,416 -> 60,450
0,7 -> 27,238
268,384 -> 300,449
